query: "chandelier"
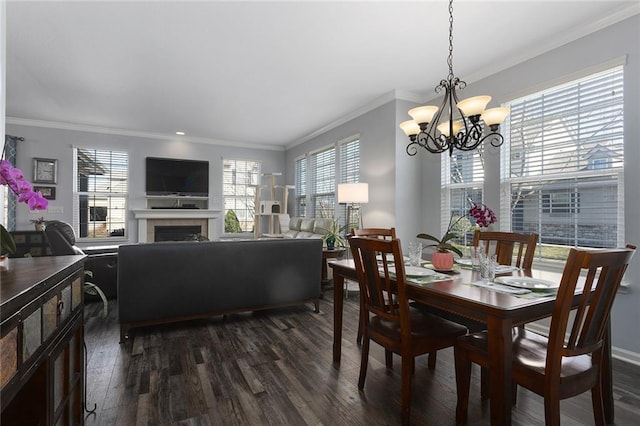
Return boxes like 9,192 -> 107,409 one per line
400,0 -> 510,156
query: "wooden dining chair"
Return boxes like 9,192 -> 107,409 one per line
351,228 -> 397,344
349,236 -> 467,425
417,229 -> 537,376
473,230 -> 539,270
351,227 -> 397,239
471,230 -> 539,397
453,245 -> 635,426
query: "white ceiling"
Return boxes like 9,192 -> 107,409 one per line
5,1 -> 639,150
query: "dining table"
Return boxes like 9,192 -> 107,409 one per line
328,258 -> 614,426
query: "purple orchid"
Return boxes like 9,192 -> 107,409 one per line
468,201 -> 496,228
1,159 -> 49,211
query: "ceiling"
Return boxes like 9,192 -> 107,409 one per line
5,1 -> 639,150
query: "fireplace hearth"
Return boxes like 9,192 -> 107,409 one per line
154,225 -> 202,242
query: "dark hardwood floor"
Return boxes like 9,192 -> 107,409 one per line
84,288 -> 640,425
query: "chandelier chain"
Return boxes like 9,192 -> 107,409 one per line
447,0 -> 454,80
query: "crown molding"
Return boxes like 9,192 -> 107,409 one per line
286,90 -> 416,150
5,117 -> 285,152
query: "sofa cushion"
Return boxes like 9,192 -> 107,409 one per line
300,218 -> 315,233
313,218 -> 334,235
289,216 -> 302,231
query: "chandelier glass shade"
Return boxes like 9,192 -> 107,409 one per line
401,0 -> 509,156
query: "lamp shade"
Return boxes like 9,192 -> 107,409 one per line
481,107 -> 510,126
338,183 -> 369,204
408,106 -> 439,125
399,120 -> 420,137
457,95 -> 491,116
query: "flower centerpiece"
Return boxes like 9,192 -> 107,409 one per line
1,159 -> 49,256
417,201 -> 496,270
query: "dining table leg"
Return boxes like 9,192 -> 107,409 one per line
333,272 -> 345,364
487,316 -> 513,426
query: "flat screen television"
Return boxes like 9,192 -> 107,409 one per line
145,157 -> 209,196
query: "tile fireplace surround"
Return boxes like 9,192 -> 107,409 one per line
132,209 -> 221,243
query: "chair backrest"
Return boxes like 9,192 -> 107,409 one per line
352,227 -> 397,240
473,230 -> 538,269
546,246 -> 635,377
349,236 -> 411,333
44,220 -> 84,255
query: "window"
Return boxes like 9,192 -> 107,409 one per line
442,149 -> 485,245
223,159 -> 260,233
339,137 -> 361,230
501,66 -> 624,255
295,157 -> 306,217
294,136 -> 361,228
74,148 -> 128,239
310,147 -> 335,218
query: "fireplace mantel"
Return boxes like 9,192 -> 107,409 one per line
132,209 -> 221,242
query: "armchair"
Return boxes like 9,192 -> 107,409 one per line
44,220 -> 108,317
44,220 -> 84,255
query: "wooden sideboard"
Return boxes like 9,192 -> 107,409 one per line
1,255 -> 86,425
8,230 -> 53,258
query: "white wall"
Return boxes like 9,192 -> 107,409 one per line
5,124 -> 285,243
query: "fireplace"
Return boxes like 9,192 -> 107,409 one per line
132,208 -> 220,243
154,225 -> 202,242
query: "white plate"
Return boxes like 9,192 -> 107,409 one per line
388,266 -> 435,277
494,276 -> 559,291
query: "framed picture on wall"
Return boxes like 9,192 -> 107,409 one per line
34,185 -> 56,200
33,158 -> 58,184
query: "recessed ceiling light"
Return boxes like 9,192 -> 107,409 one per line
176,131 -> 185,135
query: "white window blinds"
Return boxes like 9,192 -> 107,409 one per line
310,147 -> 335,218
501,66 -> 624,253
339,138 -> 361,228
339,138 -> 360,184
442,150 -> 484,244
295,157 -> 306,217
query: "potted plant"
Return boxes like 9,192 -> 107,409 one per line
320,219 -> 346,250
417,218 -> 465,270
418,201 -> 496,270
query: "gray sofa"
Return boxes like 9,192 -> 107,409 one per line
118,238 -> 322,342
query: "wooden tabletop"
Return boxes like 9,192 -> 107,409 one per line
1,255 -> 86,320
